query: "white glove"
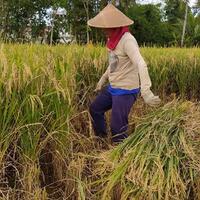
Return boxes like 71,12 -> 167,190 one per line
142,90 -> 161,106
94,76 -> 107,92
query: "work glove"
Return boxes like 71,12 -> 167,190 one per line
142,90 -> 161,107
94,75 -> 107,92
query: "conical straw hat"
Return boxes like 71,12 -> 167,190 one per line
88,4 -> 133,28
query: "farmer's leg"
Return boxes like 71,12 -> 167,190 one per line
111,94 -> 137,143
89,88 -> 112,137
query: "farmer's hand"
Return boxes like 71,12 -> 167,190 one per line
94,76 -> 107,92
142,90 -> 161,106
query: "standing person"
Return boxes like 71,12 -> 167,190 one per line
88,3 -> 161,143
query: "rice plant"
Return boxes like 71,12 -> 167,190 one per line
0,43 -> 199,199
94,100 -> 200,200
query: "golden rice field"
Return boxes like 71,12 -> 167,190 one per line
0,44 -> 200,200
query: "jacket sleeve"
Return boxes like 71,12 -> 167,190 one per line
102,66 -> 109,79
123,38 -> 152,97
97,65 -> 109,85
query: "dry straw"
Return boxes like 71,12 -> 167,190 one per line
94,100 -> 200,200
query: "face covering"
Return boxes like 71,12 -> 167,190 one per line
106,26 -> 129,50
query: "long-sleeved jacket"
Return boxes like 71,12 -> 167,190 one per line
100,32 -> 152,97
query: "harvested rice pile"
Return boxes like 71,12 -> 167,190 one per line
93,100 -> 200,200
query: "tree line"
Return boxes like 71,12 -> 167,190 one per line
0,0 -> 199,46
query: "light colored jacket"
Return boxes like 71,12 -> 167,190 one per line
100,32 -> 152,97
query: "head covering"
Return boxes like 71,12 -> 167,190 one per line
87,4 -> 133,28
107,26 -> 129,50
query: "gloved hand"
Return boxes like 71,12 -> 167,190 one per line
94,75 -> 107,92
142,90 -> 161,106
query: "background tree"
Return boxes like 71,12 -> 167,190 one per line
181,0 -> 189,47
126,4 -> 172,46
164,0 -> 196,46
0,0 -> 199,46
0,0 -> 51,42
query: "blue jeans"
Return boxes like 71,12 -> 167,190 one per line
89,87 -> 137,143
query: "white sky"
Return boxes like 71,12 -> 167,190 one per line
138,0 -> 197,6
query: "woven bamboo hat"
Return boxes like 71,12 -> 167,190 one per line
87,4 -> 133,28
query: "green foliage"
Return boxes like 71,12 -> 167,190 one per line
126,4 -> 173,46
164,0 -> 185,24
0,0 -> 199,46
0,0 -> 47,41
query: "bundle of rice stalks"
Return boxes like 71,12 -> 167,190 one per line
94,100 -> 200,200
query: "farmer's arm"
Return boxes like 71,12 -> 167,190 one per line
101,66 -> 109,80
95,66 -> 109,91
124,38 -> 152,97
124,38 -> 160,106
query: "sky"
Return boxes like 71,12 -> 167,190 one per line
139,0 -> 197,6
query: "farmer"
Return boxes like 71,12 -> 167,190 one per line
88,4 -> 161,143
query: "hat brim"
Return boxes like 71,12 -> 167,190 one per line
87,4 -> 134,28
